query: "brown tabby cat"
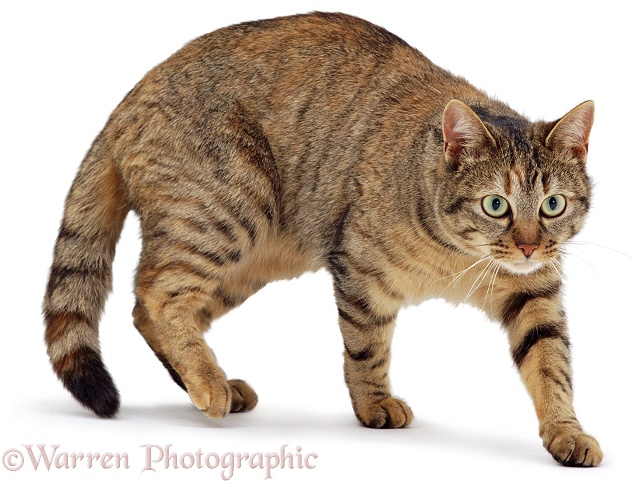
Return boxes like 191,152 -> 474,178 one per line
43,12 -> 602,466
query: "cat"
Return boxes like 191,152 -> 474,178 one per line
43,12 -> 601,466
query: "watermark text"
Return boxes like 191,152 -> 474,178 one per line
2,444 -> 317,480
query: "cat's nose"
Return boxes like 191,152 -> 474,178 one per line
517,243 -> 539,258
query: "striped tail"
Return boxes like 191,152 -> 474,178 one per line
43,133 -> 129,417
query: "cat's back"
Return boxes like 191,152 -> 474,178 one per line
198,11 -> 410,52
124,12 -> 477,123
182,12 -> 418,77
106,12 -> 485,249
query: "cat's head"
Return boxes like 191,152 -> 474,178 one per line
433,99 -> 594,275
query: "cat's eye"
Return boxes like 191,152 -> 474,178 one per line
540,195 -> 567,218
482,195 -> 509,218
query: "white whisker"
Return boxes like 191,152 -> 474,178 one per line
433,256 -> 489,283
563,240 -> 630,259
553,256 -> 566,277
549,259 -> 564,282
482,261 -> 501,311
463,259 -> 495,304
559,248 -> 598,275
435,256 -> 490,297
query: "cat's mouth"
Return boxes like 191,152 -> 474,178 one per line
503,258 -> 543,275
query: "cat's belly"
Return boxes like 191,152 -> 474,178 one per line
227,233 -> 323,285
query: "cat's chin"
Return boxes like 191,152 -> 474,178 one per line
501,259 -> 543,276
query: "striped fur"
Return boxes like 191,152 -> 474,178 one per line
43,12 -> 600,466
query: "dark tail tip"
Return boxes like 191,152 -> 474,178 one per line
56,347 -> 120,418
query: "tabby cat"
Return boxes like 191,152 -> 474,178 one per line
43,12 -> 602,466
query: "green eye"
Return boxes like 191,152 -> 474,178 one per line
482,195 -> 509,218
541,195 -> 567,217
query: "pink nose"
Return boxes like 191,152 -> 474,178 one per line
517,243 -> 539,258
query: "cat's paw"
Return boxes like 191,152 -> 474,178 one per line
228,379 -> 258,412
355,396 -> 413,429
544,427 -> 603,467
188,377 -> 232,419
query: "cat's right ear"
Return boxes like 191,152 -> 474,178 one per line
442,99 -> 496,168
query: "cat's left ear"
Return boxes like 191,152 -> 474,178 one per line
545,100 -> 594,162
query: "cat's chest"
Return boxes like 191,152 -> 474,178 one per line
377,247 -> 509,311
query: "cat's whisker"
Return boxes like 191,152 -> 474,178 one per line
435,256 -> 490,297
559,248 -> 598,275
433,256 -> 489,283
562,240 -> 630,259
549,259 -> 564,283
462,259 -> 495,304
553,257 -> 567,278
559,242 -> 586,256
482,260 -> 501,311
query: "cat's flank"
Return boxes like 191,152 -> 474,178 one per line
43,12 -> 601,466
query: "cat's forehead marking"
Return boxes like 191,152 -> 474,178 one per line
512,161 -> 526,187
498,156 -> 548,209
502,164 -> 526,196
540,170 -> 552,194
503,170 -> 513,195
504,158 -> 532,190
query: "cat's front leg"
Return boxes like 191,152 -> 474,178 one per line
333,280 -> 413,429
501,292 -> 603,466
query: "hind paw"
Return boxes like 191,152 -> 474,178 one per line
188,377 -> 257,418
188,376 -> 232,419
228,379 -> 258,413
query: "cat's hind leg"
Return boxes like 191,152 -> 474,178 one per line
133,301 -> 258,413
133,272 -> 260,416
120,102 -> 280,418
194,280 -> 263,412
134,261 -> 231,418
133,300 -> 187,392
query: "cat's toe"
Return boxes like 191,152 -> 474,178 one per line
228,379 -> 258,412
356,396 -> 413,429
188,377 -> 232,419
546,429 -> 603,467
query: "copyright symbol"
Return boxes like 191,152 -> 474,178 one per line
2,449 -> 24,471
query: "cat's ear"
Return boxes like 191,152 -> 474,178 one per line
545,100 -> 594,162
442,99 -> 496,167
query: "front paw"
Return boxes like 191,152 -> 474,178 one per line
355,396 -> 413,429
543,426 -> 603,467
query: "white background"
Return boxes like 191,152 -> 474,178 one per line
1,1 -> 634,481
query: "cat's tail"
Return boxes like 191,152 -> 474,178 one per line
42,132 -> 130,417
